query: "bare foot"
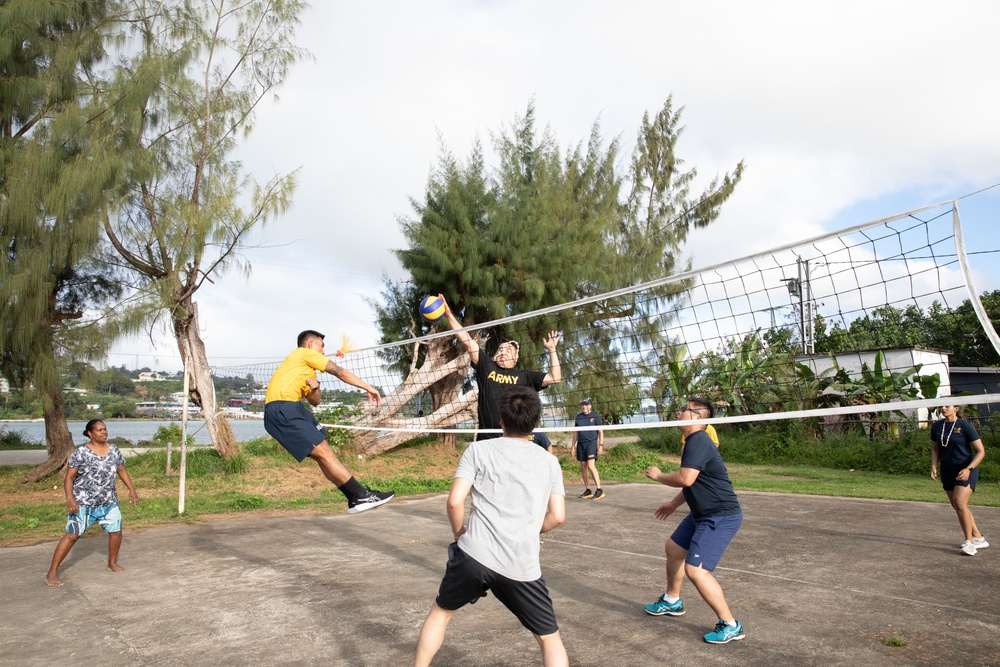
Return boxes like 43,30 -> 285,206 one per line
108,563 -> 126,573
45,574 -> 64,587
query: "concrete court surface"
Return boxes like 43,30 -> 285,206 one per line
2,484 -> 998,667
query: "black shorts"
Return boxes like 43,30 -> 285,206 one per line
575,441 -> 599,462
263,401 -> 328,462
941,466 -> 979,492
435,543 -> 559,636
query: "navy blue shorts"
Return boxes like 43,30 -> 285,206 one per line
941,466 -> 978,492
575,441 -> 599,462
670,511 -> 743,571
264,401 -> 328,462
435,543 -> 559,636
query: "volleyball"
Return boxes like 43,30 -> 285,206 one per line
419,295 -> 446,322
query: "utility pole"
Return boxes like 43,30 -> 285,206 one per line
783,256 -> 814,355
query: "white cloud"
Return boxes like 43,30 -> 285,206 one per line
110,0 -> 1000,372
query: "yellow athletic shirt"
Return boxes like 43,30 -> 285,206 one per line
265,348 -> 330,403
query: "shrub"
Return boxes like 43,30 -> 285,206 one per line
0,428 -> 44,450
313,404 -> 362,450
150,423 -> 194,448
231,494 -> 268,510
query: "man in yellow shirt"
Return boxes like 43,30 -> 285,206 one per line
264,330 -> 393,513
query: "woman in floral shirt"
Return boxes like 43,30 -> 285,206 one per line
46,420 -> 139,586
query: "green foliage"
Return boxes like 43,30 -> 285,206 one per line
313,404 -> 363,449
87,367 -> 137,396
92,1 -> 307,457
815,295 -> 1000,367
601,441 -> 639,463
150,424 -> 194,448
635,422 -> 998,481
377,98 -> 744,420
336,476 -> 452,496
241,437 -> 284,457
638,428 -> 682,456
883,634 -> 908,648
646,343 -> 710,418
102,399 -> 137,418
0,0 -> 128,433
230,494 -> 268,510
598,451 -> 666,479
699,330 -> 782,416
0,429 -> 44,450
128,448 -> 249,478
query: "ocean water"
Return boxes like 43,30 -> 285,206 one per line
1,419 -> 268,446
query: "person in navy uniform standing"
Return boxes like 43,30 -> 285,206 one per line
571,398 -> 605,500
931,404 -> 988,555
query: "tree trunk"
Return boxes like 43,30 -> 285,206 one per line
173,298 -> 240,459
348,336 -> 474,455
20,386 -> 75,484
353,390 -> 478,456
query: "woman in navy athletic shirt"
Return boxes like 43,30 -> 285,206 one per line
930,405 -> 988,556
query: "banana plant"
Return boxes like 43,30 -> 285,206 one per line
857,351 -> 940,438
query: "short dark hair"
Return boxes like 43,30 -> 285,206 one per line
498,386 -> 542,437
685,396 -> 714,419
297,330 -> 325,347
83,419 -> 105,438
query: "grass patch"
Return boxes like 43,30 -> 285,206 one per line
3,431 -> 998,546
884,634 -> 908,647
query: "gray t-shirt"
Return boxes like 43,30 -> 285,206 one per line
68,444 -> 126,507
455,436 -> 565,581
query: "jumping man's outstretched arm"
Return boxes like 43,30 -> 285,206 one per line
541,331 -> 561,386
323,360 -> 381,408
440,294 -> 479,364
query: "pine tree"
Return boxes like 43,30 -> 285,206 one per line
0,0 -> 127,482
363,98 -> 744,451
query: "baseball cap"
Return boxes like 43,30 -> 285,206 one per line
580,398 -> 591,405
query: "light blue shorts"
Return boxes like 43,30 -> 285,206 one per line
66,503 -> 122,535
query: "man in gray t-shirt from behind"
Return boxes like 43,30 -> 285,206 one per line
414,386 -> 569,667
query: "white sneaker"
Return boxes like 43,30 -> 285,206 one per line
972,536 -> 990,549
960,540 -> 978,556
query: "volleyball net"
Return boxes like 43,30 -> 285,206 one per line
212,200 -> 1000,452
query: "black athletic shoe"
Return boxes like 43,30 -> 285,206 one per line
348,488 -> 395,514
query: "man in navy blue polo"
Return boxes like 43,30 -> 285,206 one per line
642,396 -> 745,645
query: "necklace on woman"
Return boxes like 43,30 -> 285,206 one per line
941,420 -> 956,448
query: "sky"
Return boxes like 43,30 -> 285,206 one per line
107,0 -> 1000,373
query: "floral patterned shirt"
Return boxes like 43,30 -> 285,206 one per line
68,444 -> 126,507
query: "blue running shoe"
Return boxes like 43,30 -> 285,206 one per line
704,620 -> 745,644
644,594 -> 685,616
